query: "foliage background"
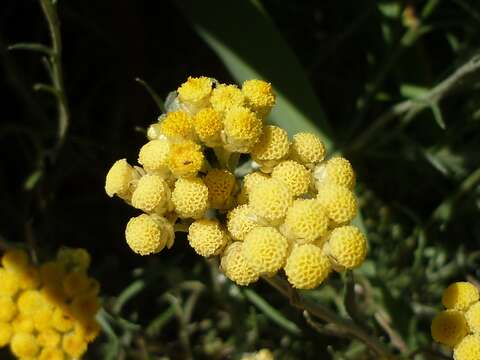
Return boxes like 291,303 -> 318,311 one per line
1,0 -> 480,359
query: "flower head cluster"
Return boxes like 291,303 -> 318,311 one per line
431,281 -> 480,359
105,76 -> 367,292
0,248 -> 101,359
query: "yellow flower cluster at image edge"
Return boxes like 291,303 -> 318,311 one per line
105,76 -> 368,290
0,248 -> 101,360
431,281 -> 480,360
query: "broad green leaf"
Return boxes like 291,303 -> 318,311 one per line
179,0 -> 332,150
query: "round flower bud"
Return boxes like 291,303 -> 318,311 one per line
0,268 -> 19,296
75,319 -> 101,342
290,132 -> 326,167
316,183 -> 357,224
37,328 -> 61,348
177,76 -> 213,112
167,140 -> 204,178
147,122 -> 162,140
223,106 -> 263,153
17,290 -> 47,315
138,139 -> 170,174
465,302 -> 480,333
39,347 -> 64,360
62,332 -> 88,358
431,310 -> 468,348
158,111 -> 195,141
171,177 -> 209,219
242,79 -> 275,118
282,199 -> 329,243
125,214 -> 174,255
237,171 -> 269,204
62,271 -> 90,298
105,159 -> 136,200
271,160 -> 311,197
251,125 -> 290,171
57,248 -> 91,272
71,293 -> 100,318
188,219 -> 229,257
0,322 -> 12,347
454,334 -> 480,360
193,108 -> 223,147
131,174 -> 171,214
325,226 -> 367,270
243,227 -> 289,275
314,156 -> 355,190
210,84 -> 245,114
10,332 -> 40,358
1,249 -> 29,273
17,266 -> 41,290
220,242 -> 259,286
33,308 -> 53,332
227,205 -> 257,241
284,244 -> 331,289
0,296 -> 16,322
249,179 -> 293,225
443,282 -> 480,311
12,315 -> 34,333
204,169 -> 236,209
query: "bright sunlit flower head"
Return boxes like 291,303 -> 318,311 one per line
138,139 -> 170,174
431,310 -> 468,348
289,132 -> 326,167
282,199 -> 329,244
249,178 -> 293,226
125,214 -> 174,255
251,125 -> 290,171
204,168 -> 236,209
443,282 -> 480,311
177,76 -> 213,112
223,106 -> 263,153
210,84 -> 245,114
220,242 -> 259,286
159,111 -> 195,141
131,174 -> 171,214
171,177 -> 210,219
325,225 -> 367,271
242,79 -> 276,118
454,334 -> 480,360
167,140 -> 204,178
314,156 -> 356,190
237,171 -> 269,204
271,160 -> 311,197
227,205 -> 257,241
316,183 -> 357,225
465,301 -> 480,334
193,107 -> 223,147
105,159 -> 137,201
284,244 -> 331,289
188,219 -> 229,257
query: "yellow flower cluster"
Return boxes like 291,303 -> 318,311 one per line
431,281 -> 480,359
105,76 -> 367,292
0,248 -> 101,359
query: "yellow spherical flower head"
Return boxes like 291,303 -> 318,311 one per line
242,79 -> 276,118
57,247 -> 91,272
40,261 -> 66,287
282,199 -> 329,244
210,84 -> 245,114
105,159 -> 137,201
243,227 -> 289,275
443,282 -> 480,311
0,268 -> 20,297
62,332 -> 88,359
284,244 -> 331,290
289,132 -> 326,167
237,171 -> 269,204
325,225 -> 367,271
33,307 -> 53,332
316,183 -> 357,224
39,347 -> 64,360
0,295 -> 17,322
223,106 -> 263,153
249,178 -> 293,226
0,322 -> 12,347
193,108 -> 223,147
17,266 -> 41,290
227,205 -> 257,241
71,293 -> 101,319
37,328 -> 61,348
75,319 -> 101,343
177,76 -> 213,111
10,332 -> 39,358
314,156 -> 356,190
11,315 -> 34,333
52,307 -> 74,333
188,219 -> 229,257
204,169 -> 236,209
158,111 -> 195,141
251,125 -> 290,171
466,302 -> 480,333
167,140 -> 204,178
431,310 -> 469,348
1,249 -> 29,273
17,290 -> 47,315
454,334 -> 480,360
138,139 -> 170,174
220,242 -> 259,286
256,349 -> 275,360
171,177 -> 209,219
125,214 -> 174,255
271,160 -> 312,197
62,271 -> 91,298
131,174 -> 171,214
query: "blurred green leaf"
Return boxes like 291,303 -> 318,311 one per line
8,42 -> 52,55
135,77 -> 166,113
400,84 -> 428,99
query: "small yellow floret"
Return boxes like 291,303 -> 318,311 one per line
75,319 -> 101,342
0,295 -> 17,322
171,177 -> 209,219
105,159 -> 136,200
283,199 -> 329,243
167,141 -> 204,178
37,328 -> 61,348
52,307 -> 74,333
290,132 -> 326,166
63,271 -> 90,298
2,249 -> 29,273
33,308 -> 53,331
314,156 -> 355,190
62,332 -> 88,358
316,183 -> 357,224
271,160 -> 311,197
131,175 -> 171,213
249,179 -> 293,225
251,125 -> 290,170
138,139 -> 170,173
188,219 -> 229,257
454,334 -> 480,360
193,108 -> 223,146
237,171 -> 269,204
210,84 -> 245,114
284,244 -> 331,289
326,226 -> 367,270
57,248 -> 91,272
0,268 -> 20,296
17,290 -> 47,315
71,293 -> 101,319
431,310 -> 468,348
125,214 -> 174,255
243,227 -> 289,275
466,301 -> 480,333
443,282 -> 480,311
39,347 -> 65,360
0,321 -> 12,347
242,79 -> 275,118
177,76 -> 213,106
220,242 -> 259,286
159,111 -> 195,141
223,106 -> 263,153
204,169 -> 236,209
10,332 -> 39,358
17,266 -> 41,290
12,315 -> 34,333
227,205 -> 257,241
